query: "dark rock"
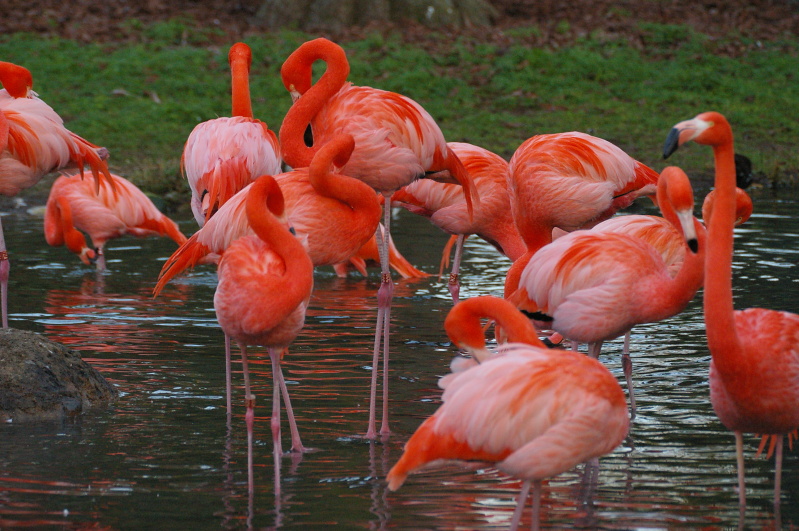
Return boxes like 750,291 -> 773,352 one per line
0,328 -> 117,422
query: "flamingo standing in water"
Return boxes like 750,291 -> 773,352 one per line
0,60 -> 113,328
503,132 -> 659,298
393,142 -> 525,302
333,226 -> 429,280
182,42 -> 281,226
214,174 -> 314,495
510,167 -> 704,419
44,171 -> 187,270
279,37 -> 479,439
663,111 -> 799,520
387,296 -> 629,530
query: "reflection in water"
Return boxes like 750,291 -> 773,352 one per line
0,201 -> 794,528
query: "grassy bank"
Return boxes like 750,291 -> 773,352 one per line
1,21 -> 797,211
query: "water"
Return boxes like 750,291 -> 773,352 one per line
0,187 -> 797,529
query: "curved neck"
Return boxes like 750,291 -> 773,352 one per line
229,53 -> 252,118
247,177 -> 314,296
56,197 -> 89,255
0,112 -> 8,152
279,41 -> 350,169
704,137 -> 742,355
308,134 -> 380,220
445,296 -> 545,352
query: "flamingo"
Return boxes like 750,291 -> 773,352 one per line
393,142 -> 525,303
0,60 -> 113,328
182,42 -> 281,226
279,37 -> 479,438
663,110 -> 799,519
44,171 -> 187,270
509,167 -> 704,419
503,132 -> 660,298
214,173 -> 314,495
332,226 -> 430,280
387,296 -> 629,530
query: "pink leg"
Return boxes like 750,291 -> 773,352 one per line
269,349 -> 283,499
95,247 -> 106,271
774,434 -> 783,525
448,234 -> 465,304
367,199 -> 395,439
224,334 -> 232,424
0,216 -> 9,328
239,344 -> 256,495
272,347 -> 306,453
509,480 -> 531,531
735,431 -> 746,516
531,479 -> 542,531
588,342 -> 603,359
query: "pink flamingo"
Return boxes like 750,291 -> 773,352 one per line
44,171 -> 187,270
387,296 -> 629,530
503,132 -> 659,298
510,167 -> 704,418
663,110 -> 799,520
214,173 -> 314,495
1,60 -> 113,328
393,142 -> 525,302
182,42 -> 281,226
279,37 -> 479,438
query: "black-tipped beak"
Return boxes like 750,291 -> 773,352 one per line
687,238 -> 698,253
289,226 -> 297,236
663,128 -> 680,159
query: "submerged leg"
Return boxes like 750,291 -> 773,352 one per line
774,433 -> 783,525
621,331 -> 636,419
509,480 -> 531,531
225,334 -> 232,424
269,348 -> 283,498
735,431 -> 746,516
240,344 -> 255,495
0,217 -> 9,328
273,347 -> 306,453
448,234 -> 466,304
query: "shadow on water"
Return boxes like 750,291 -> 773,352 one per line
0,193 -> 796,529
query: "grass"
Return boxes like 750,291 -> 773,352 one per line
1,21 -> 797,211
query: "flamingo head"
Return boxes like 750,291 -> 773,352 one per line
0,62 -> 34,99
78,246 -> 98,266
660,166 -> 699,253
663,111 -> 733,158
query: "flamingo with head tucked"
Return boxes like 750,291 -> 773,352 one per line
279,37 -> 479,439
393,142 -> 524,303
387,296 -> 629,530
503,132 -> 659,299
663,110 -> 799,520
1,60 -> 113,328
182,42 -> 281,226
44,171 -> 187,270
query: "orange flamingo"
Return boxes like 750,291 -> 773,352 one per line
44,171 -> 187,270
182,42 -> 281,226
155,133 -> 380,294
214,174 -> 314,495
503,132 -> 659,298
387,296 -> 629,530
1,60 -> 113,328
393,142 -> 524,302
663,110 -> 799,519
510,167 -> 704,418
279,37 -> 479,439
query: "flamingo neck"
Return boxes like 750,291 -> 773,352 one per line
279,43 -> 350,169
445,296 -> 545,353
230,56 -> 252,118
56,197 -> 90,256
704,138 -> 743,358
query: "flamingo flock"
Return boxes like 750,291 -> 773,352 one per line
2,37 -> 796,529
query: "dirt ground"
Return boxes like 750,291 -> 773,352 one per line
2,0 -> 798,55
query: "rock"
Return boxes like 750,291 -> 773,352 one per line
0,328 -> 118,422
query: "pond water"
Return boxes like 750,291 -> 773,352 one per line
0,184 -> 796,529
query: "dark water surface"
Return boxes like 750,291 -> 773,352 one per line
0,187 -> 797,529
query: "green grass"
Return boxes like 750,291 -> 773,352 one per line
2,21 -> 797,210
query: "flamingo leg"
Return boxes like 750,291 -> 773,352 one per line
448,234 -> 465,304
509,480 -> 531,531
0,216 -> 9,328
588,341 -> 603,359
274,347 -> 306,453
95,246 -> 106,271
367,198 -> 394,439
531,479 -> 542,531
269,348 -> 283,499
621,331 -> 636,419
735,431 -> 746,515
225,333 -> 232,423
240,344 -> 255,495
774,434 -> 783,524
